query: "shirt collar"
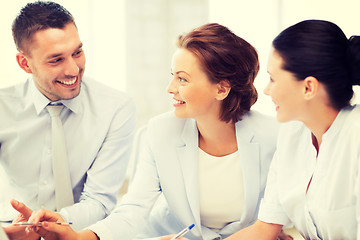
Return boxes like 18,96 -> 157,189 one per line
322,105 -> 354,141
29,76 -> 81,115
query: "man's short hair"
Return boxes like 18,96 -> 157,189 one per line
12,1 -> 75,55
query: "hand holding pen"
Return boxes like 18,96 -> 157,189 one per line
8,200 -> 76,240
18,208 -> 79,240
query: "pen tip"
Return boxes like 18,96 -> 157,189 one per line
189,224 -> 195,229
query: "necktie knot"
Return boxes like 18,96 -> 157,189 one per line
47,104 -> 63,117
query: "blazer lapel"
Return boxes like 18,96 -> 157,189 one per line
175,115 -> 260,234
235,118 -> 260,224
176,119 -> 202,233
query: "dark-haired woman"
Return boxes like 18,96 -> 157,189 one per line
19,23 -> 286,240
221,19 -> 360,240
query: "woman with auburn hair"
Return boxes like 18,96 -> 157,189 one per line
15,23 -> 290,240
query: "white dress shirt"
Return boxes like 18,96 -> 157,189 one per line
0,77 -> 136,230
259,105 -> 360,239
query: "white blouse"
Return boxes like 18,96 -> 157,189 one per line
259,105 -> 360,240
198,148 -> 244,232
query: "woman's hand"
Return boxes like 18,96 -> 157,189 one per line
277,230 -> 294,240
4,199 -> 40,240
33,223 -> 98,240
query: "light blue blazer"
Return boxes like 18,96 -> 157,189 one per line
98,110 -> 278,240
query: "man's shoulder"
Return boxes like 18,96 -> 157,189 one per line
82,77 -> 128,98
0,81 -> 29,100
0,81 -> 30,112
81,77 -> 133,107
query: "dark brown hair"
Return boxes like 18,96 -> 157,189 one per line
177,23 -> 259,123
273,20 -> 360,110
12,1 -> 74,55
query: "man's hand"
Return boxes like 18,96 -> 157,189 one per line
26,210 -> 97,240
4,199 -> 40,240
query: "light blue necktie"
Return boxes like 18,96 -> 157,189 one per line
46,104 -> 74,210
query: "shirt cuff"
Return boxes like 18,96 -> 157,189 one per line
258,199 -> 290,226
87,221 -> 114,240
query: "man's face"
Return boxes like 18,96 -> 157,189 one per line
20,23 -> 85,101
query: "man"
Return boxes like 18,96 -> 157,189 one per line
0,1 -> 135,237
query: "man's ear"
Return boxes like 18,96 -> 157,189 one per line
215,80 -> 231,100
16,52 -> 32,74
303,76 -> 319,100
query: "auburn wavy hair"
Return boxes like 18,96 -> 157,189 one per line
177,23 -> 259,123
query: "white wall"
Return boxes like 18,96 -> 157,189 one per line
125,0 -> 209,127
0,1 -> 30,88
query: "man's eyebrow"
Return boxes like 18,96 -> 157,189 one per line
46,43 -> 83,60
46,53 -> 63,60
75,43 -> 83,51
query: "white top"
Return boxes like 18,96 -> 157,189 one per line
259,105 -> 360,240
0,77 -> 136,230
198,148 -> 244,231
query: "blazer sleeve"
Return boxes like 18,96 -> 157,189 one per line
88,127 -> 162,240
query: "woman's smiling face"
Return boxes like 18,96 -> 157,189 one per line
168,48 -> 222,121
264,48 -> 305,122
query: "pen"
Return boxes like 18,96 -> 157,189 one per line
12,222 -> 72,226
170,224 -> 195,240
